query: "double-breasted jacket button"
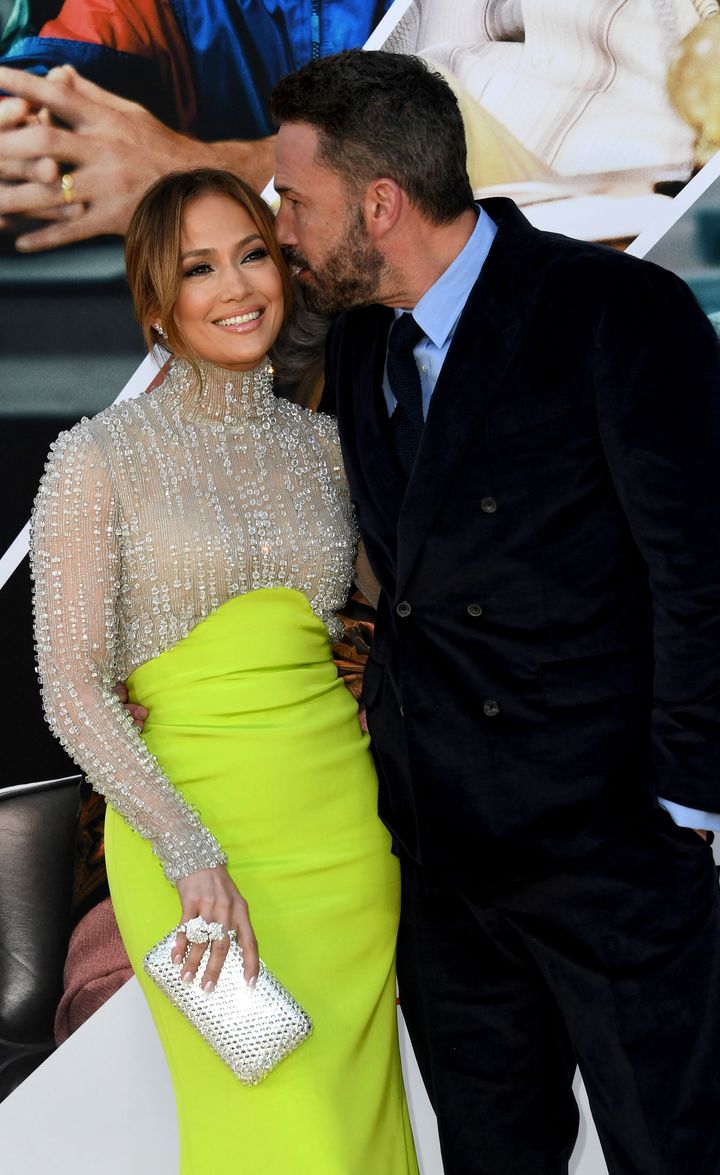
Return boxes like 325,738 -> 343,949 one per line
396,601 -> 412,618
467,603 -> 483,617
483,699 -> 500,718
481,497 -> 497,514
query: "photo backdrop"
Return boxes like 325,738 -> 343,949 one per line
0,7 -> 718,1172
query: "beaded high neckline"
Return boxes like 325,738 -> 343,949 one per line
164,356 -> 276,424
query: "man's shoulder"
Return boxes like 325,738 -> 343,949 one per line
328,302 -> 390,339
472,198 -> 690,324
325,303 -> 390,371
483,195 -> 594,259
482,195 -> 682,295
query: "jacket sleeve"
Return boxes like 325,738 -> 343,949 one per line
594,259 -> 720,811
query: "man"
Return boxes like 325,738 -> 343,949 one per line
270,50 -> 720,1174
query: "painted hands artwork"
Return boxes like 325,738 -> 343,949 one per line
0,65 -> 275,251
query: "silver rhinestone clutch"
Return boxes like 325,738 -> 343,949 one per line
143,929 -> 313,1084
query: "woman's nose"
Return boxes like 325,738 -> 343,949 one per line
220,264 -> 253,298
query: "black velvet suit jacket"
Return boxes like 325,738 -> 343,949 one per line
325,198 -> 720,887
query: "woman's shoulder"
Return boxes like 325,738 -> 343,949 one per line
308,408 -> 340,438
42,392 -> 158,477
274,394 -> 339,441
43,414 -> 110,472
33,414 -> 118,524
89,387 -> 164,435
293,403 -> 340,444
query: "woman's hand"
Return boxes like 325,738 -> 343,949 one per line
113,681 -> 148,729
173,865 -> 259,991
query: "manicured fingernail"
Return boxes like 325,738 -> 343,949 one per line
202,980 -> 215,993
181,971 -> 193,985
171,954 -> 183,966
248,975 -> 257,989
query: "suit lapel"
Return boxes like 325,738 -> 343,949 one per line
335,305 -> 405,595
348,305 -> 407,529
396,200 -> 545,593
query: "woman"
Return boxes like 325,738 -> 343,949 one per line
29,168 -> 418,1174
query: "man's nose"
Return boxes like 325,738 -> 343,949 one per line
274,203 -> 295,247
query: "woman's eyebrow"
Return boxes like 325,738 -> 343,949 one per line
181,234 -> 263,261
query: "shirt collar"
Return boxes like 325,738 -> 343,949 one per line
399,206 -> 497,347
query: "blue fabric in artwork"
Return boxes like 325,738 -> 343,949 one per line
0,1 -> 391,139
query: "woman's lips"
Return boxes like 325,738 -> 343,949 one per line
213,309 -> 264,332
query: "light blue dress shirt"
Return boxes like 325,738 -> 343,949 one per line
382,206 -> 718,833
382,207 -> 497,419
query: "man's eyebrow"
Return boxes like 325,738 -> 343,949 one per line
181,233 -> 263,260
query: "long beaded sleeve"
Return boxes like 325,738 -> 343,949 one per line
30,423 -> 227,882
29,357 -> 358,883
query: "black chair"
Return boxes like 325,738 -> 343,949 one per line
0,774 -> 81,1101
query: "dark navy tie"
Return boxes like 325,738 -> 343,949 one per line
388,313 -> 425,477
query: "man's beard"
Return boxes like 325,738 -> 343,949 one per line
285,205 -> 387,315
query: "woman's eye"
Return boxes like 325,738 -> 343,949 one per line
183,262 -> 213,278
242,247 -> 269,264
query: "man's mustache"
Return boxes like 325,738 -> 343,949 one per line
281,247 -> 311,274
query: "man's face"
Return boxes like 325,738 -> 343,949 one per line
274,121 -> 387,314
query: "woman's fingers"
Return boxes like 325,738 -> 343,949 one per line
126,702 -> 148,729
197,935 -> 231,992
236,914 -> 260,987
180,940 -> 210,985
180,904 -> 230,983
112,682 -> 148,728
173,913 -> 259,989
172,926 -> 188,966
173,867 -> 259,988
199,912 -> 260,991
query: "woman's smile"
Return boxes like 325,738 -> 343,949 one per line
213,308 -> 265,331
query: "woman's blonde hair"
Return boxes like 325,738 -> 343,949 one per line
125,168 -> 294,362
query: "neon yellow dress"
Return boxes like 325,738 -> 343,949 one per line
30,358 -> 418,1174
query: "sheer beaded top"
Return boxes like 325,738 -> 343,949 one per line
30,358 -> 357,881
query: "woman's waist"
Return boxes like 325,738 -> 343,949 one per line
129,661 -> 347,728
125,587 -> 340,720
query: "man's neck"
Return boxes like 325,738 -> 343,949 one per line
379,207 -> 478,310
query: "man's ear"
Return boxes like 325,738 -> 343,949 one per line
363,177 -> 403,241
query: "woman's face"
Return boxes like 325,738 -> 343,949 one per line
173,193 -> 285,370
